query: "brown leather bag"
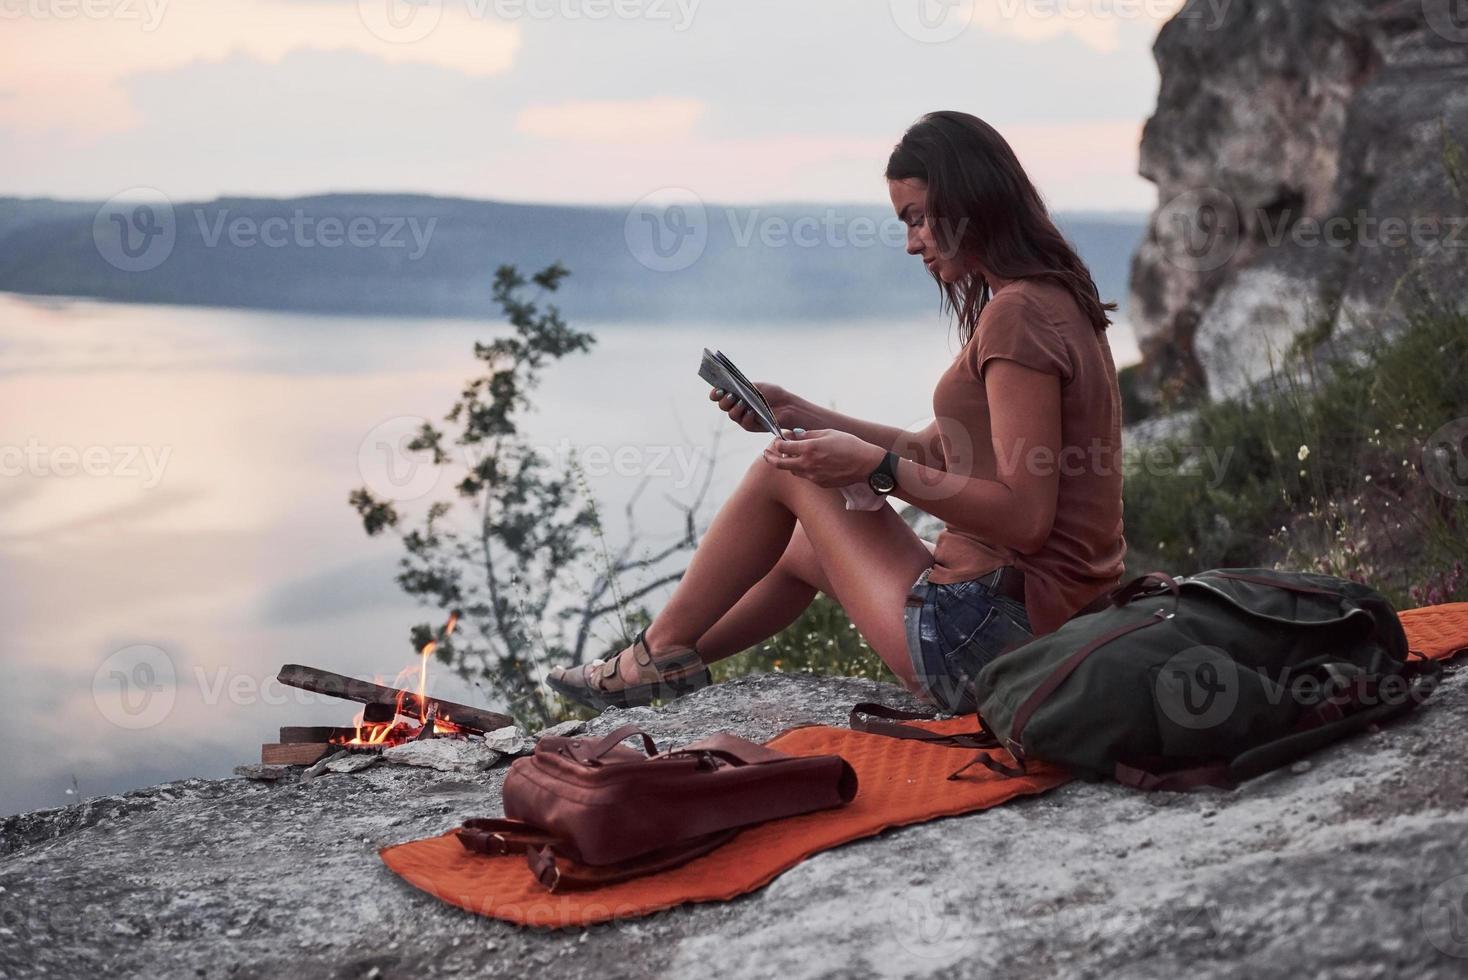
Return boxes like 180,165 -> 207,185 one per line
457,723 -> 858,891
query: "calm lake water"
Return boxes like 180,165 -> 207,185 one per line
0,291 -> 1139,817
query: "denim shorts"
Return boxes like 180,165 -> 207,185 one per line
903,566 -> 1034,714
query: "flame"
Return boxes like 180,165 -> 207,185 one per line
418,643 -> 435,721
331,609 -> 463,748
415,608 -> 459,723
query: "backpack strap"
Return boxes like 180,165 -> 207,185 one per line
458,817 -> 563,857
1114,659 -> 1443,791
853,573 -> 1181,781
1204,570 -> 1343,596
1228,659 -> 1441,780
848,703 -> 1000,749
1113,761 -> 1235,792
457,817 -> 737,892
982,606 -> 1176,779
848,704 -> 1023,780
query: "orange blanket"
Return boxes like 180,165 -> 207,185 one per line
380,715 -> 1065,927
380,603 -> 1468,927
1400,602 -> 1468,661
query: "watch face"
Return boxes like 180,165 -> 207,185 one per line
870,472 -> 896,494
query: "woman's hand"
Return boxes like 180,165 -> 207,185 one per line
709,382 -> 820,434
761,429 -> 886,488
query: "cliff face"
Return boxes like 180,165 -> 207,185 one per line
1129,0 -> 1468,405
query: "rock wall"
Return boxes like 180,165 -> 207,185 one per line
1129,0 -> 1468,406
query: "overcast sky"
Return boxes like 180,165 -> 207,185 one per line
1,0 -> 1185,209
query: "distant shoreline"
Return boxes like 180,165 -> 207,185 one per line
0,194 -> 1144,324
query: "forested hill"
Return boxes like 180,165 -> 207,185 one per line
0,194 -> 1144,321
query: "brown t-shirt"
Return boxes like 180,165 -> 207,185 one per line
922,278 -> 1127,634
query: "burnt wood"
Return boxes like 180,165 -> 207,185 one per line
278,726 -> 361,744
275,664 -> 512,735
260,743 -> 333,766
364,702 -> 396,723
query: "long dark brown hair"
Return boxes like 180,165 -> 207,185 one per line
885,110 -> 1116,344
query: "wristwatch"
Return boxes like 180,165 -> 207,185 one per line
867,451 -> 901,495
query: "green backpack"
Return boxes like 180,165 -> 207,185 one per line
854,568 -> 1441,790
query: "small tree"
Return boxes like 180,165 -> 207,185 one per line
349,264 -> 716,727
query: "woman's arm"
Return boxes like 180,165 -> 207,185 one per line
890,360 -> 1060,554
763,359 -> 1060,555
713,385 -> 946,469
813,405 -> 945,470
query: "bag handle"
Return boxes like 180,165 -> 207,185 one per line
560,727 -> 790,769
559,723 -> 660,765
1108,571 -> 1183,611
672,731 -> 794,767
457,817 -> 736,891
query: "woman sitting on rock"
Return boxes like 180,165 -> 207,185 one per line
548,110 -> 1127,714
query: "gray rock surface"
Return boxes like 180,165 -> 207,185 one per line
1129,0 -> 1468,404
536,719 -> 589,740
2,669 -> 1467,980
379,737 -> 501,773
482,725 -> 532,757
323,754 -> 382,776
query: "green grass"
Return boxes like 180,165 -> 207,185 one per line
712,592 -> 891,683
1122,296 -> 1468,608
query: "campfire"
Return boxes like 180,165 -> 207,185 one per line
261,611 -> 513,766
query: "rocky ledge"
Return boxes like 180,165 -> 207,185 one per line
2,669 -> 1467,980
1128,0 -> 1468,406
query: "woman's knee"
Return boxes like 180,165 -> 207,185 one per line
737,451 -> 784,493
750,453 -> 844,511
749,451 -> 794,483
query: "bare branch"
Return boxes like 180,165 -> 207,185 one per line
565,435 -> 720,662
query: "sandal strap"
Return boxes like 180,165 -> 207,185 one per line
593,629 -> 703,690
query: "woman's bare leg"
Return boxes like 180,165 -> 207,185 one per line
695,527 -> 938,663
644,456 -> 933,687
692,524 -> 830,662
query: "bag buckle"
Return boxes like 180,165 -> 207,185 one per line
529,846 -> 563,893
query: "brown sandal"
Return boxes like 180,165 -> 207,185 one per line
545,628 -> 712,711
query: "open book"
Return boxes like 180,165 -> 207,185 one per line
699,349 -> 783,436
698,348 -> 886,512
